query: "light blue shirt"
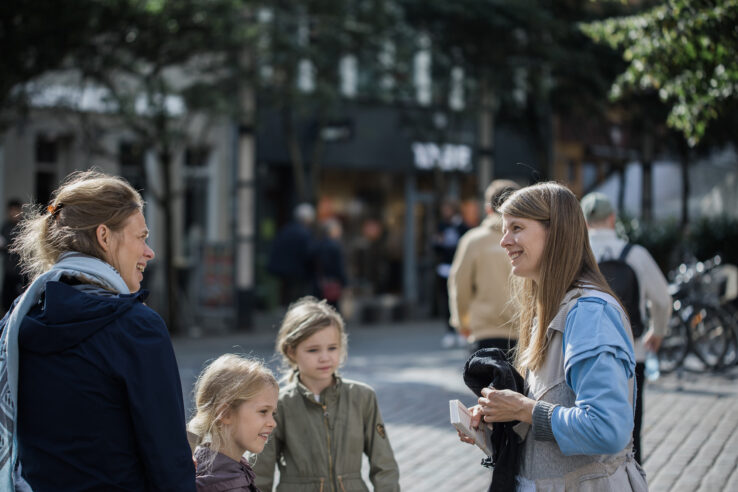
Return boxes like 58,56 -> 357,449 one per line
550,297 -> 636,456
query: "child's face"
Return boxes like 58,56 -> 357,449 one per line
290,324 -> 342,392
224,384 -> 278,456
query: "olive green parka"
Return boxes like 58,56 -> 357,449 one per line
253,375 -> 400,492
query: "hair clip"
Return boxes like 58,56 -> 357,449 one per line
47,203 -> 64,219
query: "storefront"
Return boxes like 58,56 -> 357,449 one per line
255,103 -> 479,319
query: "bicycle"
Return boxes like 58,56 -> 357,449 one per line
658,256 -> 738,373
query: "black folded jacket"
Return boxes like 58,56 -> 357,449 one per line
463,348 -> 527,492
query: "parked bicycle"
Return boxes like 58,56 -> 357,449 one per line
658,255 -> 738,373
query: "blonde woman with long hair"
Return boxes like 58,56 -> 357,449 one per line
463,182 -> 647,491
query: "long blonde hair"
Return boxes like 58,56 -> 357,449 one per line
188,354 -> 277,458
11,170 -> 143,280
275,296 -> 348,381
499,182 -> 619,372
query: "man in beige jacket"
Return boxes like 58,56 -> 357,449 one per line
448,179 -> 520,356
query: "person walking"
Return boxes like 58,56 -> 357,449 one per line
312,218 -> 348,311
434,199 -> 469,348
460,182 -> 647,491
448,179 -> 520,358
268,203 -> 316,306
582,191 -> 672,464
0,170 -> 195,491
1,199 -> 24,313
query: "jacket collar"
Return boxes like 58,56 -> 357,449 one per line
294,372 -> 342,405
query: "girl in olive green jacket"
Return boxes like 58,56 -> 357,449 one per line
253,297 -> 400,492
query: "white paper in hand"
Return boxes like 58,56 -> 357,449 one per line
449,399 -> 492,456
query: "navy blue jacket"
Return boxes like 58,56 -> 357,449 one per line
267,221 -> 314,280
13,280 -> 195,492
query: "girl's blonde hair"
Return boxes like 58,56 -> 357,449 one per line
11,169 -> 143,280
276,296 -> 348,381
499,182 -> 620,372
188,354 -> 278,457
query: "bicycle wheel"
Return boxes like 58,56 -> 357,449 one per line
659,314 -> 689,373
718,302 -> 738,367
687,304 -> 731,370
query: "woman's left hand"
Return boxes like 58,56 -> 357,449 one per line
478,387 -> 536,424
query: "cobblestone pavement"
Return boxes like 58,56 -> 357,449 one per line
173,319 -> 738,492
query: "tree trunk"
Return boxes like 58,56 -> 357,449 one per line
284,108 -> 307,202
309,117 -> 326,204
679,142 -> 690,227
641,127 -> 654,222
159,146 -> 180,333
617,161 -> 626,213
477,78 -> 495,199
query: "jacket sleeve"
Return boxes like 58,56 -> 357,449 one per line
363,389 -> 400,491
633,245 -> 673,337
253,403 -> 283,491
115,307 -> 196,492
549,299 -> 635,456
448,232 -> 474,332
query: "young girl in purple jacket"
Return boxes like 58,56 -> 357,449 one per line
188,354 -> 279,492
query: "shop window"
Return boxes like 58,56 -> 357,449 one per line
185,146 -> 210,168
35,135 -> 57,163
34,135 -> 58,205
119,141 -> 147,193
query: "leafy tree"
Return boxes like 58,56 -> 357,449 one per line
399,0 -> 627,186
253,0 -> 402,202
582,0 -> 738,147
5,0 -> 254,331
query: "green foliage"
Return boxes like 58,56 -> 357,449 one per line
616,213 -> 683,273
686,215 -> 738,266
582,0 -> 738,146
616,213 -> 738,274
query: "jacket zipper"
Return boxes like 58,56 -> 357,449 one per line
322,403 -> 336,492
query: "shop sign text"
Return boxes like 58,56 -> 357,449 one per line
412,142 -> 472,172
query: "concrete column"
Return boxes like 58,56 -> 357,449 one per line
403,173 -> 417,306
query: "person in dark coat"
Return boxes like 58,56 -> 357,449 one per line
312,218 -> 348,311
1,170 -> 195,491
267,203 -> 316,306
1,198 -> 24,313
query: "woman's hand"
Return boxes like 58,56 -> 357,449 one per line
457,405 -> 488,445
478,387 -> 535,424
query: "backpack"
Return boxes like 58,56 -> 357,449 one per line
597,243 -> 645,338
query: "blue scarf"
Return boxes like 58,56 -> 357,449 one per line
0,252 -> 129,491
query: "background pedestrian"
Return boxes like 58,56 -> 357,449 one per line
1,198 -> 24,313
449,179 -> 520,358
582,191 -> 672,464
267,203 -> 316,306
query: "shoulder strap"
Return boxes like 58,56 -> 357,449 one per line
619,242 -> 633,261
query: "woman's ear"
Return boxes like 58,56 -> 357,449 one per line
96,224 -> 112,253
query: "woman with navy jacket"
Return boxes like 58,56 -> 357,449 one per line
0,171 -> 195,491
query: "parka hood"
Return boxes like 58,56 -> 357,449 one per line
18,280 -> 146,354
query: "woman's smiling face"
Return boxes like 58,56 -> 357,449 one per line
108,211 -> 155,292
500,214 -> 548,282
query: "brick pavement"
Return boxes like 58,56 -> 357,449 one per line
173,319 -> 738,491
